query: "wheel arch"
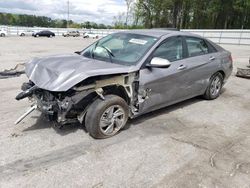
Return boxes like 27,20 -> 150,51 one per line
217,70 -> 225,79
209,70 -> 225,82
76,84 -> 131,124
102,85 -> 130,104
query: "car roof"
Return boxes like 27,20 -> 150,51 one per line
120,29 -> 199,38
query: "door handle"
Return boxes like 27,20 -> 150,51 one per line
209,56 -> 215,61
177,64 -> 187,70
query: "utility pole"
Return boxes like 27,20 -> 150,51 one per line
67,0 -> 69,29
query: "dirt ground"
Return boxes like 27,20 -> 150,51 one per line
0,36 -> 250,188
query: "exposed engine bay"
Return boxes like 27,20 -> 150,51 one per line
15,73 -> 141,125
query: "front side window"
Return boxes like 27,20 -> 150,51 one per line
82,33 -> 158,66
186,37 -> 209,57
152,37 -> 183,62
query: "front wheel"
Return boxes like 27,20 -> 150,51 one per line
85,95 -> 129,139
1,33 -> 5,37
203,72 -> 223,100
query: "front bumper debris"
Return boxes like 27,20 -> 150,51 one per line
15,85 -> 39,100
15,104 -> 37,124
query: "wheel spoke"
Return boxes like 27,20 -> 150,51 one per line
113,109 -> 124,118
114,118 -> 123,127
211,88 -> 215,95
107,106 -> 114,119
216,80 -> 221,88
100,118 -> 110,128
214,78 -> 219,86
104,121 -> 114,134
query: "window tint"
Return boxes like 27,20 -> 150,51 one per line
206,40 -> 218,53
186,37 -> 209,57
152,37 -> 183,62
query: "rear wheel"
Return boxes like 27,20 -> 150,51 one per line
20,33 -> 25,36
203,72 -> 223,100
1,33 -> 5,37
85,95 -> 129,139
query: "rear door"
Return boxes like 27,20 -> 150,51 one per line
181,36 -> 220,96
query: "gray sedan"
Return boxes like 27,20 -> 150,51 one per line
16,29 -> 233,139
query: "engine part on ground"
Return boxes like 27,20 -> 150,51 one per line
0,63 -> 25,79
236,58 -> 250,79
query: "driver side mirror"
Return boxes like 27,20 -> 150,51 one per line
146,57 -> 171,68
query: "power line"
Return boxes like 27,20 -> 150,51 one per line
67,0 -> 69,29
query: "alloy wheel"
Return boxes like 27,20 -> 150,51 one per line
99,105 -> 126,136
210,76 -> 222,96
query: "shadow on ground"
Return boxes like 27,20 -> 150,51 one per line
22,95 -> 206,136
126,96 -> 203,128
22,115 -> 85,136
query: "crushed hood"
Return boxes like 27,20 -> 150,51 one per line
26,54 -> 134,91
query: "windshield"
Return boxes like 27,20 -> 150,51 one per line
82,33 -> 158,66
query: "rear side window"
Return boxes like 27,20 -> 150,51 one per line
152,37 -> 183,62
186,37 -> 209,57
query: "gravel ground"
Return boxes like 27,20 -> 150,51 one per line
0,36 -> 250,188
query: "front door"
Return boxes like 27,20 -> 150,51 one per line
139,36 -> 189,114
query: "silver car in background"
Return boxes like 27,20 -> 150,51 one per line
16,29 -> 233,139
18,30 -> 35,36
62,31 -> 80,37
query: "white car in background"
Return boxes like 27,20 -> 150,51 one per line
18,30 -> 35,36
0,29 -> 7,37
83,32 -> 98,39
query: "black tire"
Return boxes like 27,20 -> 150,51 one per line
20,33 -> 25,36
203,72 -> 224,100
1,33 -> 5,37
85,95 -> 129,139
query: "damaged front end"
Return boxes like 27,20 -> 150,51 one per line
15,73 -> 139,126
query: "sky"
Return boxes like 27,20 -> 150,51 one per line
0,0 -> 127,24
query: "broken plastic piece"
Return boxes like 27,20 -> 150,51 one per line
15,104 -> 37,125
0,63 -> 25,79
